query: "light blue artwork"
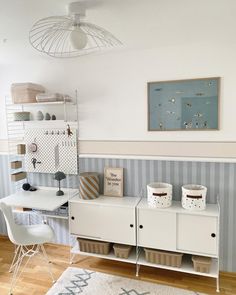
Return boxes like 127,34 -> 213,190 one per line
148,78 -> 219,131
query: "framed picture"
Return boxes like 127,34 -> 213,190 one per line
148,77 -> 220,131
104,167 -> 123,197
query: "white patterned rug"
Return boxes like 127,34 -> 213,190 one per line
46,267 -> 205,295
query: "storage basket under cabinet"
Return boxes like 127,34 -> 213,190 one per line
192,256 -> 212,273
144,248 -> 183,267
113,244 -> 132,259
77,238 -> 111,255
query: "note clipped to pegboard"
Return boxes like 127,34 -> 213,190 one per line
25,127 -> 78,174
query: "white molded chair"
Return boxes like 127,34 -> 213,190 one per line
0,202 -> 55,295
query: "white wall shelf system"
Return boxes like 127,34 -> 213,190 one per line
4,91 -> 79,243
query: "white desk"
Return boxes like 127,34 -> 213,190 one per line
2,186 -> 79,211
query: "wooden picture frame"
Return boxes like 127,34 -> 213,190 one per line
148,77 -> 220,131
104,167 -> 123,197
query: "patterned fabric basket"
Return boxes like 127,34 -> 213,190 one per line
147,182 -> 172,208
79,172 -> 99,199
182,184 -> 207,211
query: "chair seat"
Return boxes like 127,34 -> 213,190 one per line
19,224 -> 54,246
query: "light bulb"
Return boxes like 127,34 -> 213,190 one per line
70,25 -> 87,50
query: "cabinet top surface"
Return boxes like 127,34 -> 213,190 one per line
70,195 -> 141,208
137,198 -> 219,216
2,186 -> 78,211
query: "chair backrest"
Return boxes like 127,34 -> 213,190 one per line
0,202 -> 22,245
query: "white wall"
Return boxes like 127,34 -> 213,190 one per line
1,0 -> 236,142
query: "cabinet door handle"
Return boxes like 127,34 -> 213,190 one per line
130,224 -> 134,228
71,216 -> 75,220
211,233 -> 216,238
139,225 -> 143,229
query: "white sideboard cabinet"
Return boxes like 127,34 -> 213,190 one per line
177,214 -> 218,256
69,196 -> 220,292
137,209 -> 176,251
69,195 -> 140,246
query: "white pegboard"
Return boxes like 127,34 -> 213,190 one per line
25,128 -> 78,175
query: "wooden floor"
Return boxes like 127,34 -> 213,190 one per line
0,236 -> 235,295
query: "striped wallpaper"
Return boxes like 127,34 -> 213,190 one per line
79,157 -> 236,273
0,155 -> 236,272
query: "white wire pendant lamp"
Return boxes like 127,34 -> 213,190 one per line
29,1 -> 122,58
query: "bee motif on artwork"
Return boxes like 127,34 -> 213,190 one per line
185,102 -> 192,107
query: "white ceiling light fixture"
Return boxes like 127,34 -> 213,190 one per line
29,1 -> 122,58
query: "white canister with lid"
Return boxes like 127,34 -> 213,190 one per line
147,182 -> 172,208
182,184 -> 207,211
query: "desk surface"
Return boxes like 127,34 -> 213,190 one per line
2,186 -> 79,211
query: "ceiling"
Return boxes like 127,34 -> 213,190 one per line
0,0 -> 236,63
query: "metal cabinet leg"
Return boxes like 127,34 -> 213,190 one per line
136,264 -> 140,277
70,252 -> 76,265
216,276 -> 220,293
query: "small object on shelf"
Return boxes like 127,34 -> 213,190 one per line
79,172 -> 99,200
10,161 -> 22,169
45,112 -> 51,120
22,183 -> 31,191
77,238 -> 111,255
36,92 -> 64,102
11,83 -> 45,104
147,182 -> 172,208
17,144 -> 26,154
54,171 -> 66,196
14,207 -> 32,212
113,244 -> 132,259
22,182 -> 37,192
36,110 -> 44,120
192,256 -> 212,273
29,186 -> 37,191
31,157 -> 41,169
13,111 -> 30,121
58,203 -> 68,215
11,172 -> 27,182
29,142 -> 37,152
104,167 -> 124,197
51,114 -> 56,120
66,124 -> 73,137
144,248 -> 183,268
182,184 -> 207,211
